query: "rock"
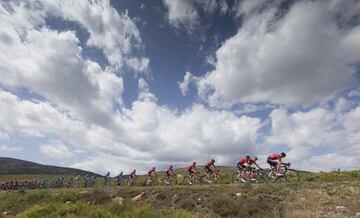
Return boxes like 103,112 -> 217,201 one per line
335,206 -> 346,211
80,190 -> 90,194
235,193 -> 242,198
2,211 -> 9,216
197,198 -> 201,202
52,192 -> 59,196
355,212 -> 360,217
113,196 -> 124,205
132,192 -> 145,201
65,201 -> 71,204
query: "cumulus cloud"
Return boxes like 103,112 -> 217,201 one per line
192,0 -> 360,107
38,0 -> 146,69
0,1 -> 126,126
0,82 -> 263,174
40,140 -> 74,158
163,0 -> 228,32
178,71 -> 198,96
266,100 -> 360,171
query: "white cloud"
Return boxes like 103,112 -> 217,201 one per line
38,0 -> 146,69
0,131 -> 9,140
266,100 -> 360,171
0,1 -> 125,126
40,140 -> 73,158
163,0 -> 199,30
125,57 -> 150,73
0,145 -> 22,152
178,71 -> 198,96
193,0 -> 360,107
0,83 -> 263,174
163,0 -> 228,32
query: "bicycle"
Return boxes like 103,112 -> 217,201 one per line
162,173 -> 178,185
232,167 -> 268,183
268,163 -> 300,183
183,171 -> 203,185
144,174 -> 158,186
201,169 -> 225,184
127,176 -> 139,186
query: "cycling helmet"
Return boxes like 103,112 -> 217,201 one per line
193,161 -> 196,165
152,167 -> 156,170
280,152 -> 286,157
170,165 -> 173,168
246,155 -> 251,159
211,159 -> 215,162
253,156 -> 258,161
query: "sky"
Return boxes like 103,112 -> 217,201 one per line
1,0 -> 360,174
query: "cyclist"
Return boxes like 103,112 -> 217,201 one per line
237,156 -> 251,182
104,172 -> 110,184
147,167 -> 157,180
267,152 -> 287,176
164,165 -> 175,184
247,156 -> 260,169
129,170 -> 136,185
165,165 -> 175,178
204,159 -> 217,181
187,162 -> 198,184
129,169 -> 136,180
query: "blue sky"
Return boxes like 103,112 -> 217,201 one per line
1,0 -> 360,174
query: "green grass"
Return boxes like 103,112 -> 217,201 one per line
0,189 -> 210,217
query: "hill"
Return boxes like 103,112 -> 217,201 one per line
0,157 -> 96,175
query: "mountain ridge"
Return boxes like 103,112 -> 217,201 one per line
0,157 -> 97,175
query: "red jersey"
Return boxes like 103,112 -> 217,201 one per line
246,158 -> 256,165
165,167 -> 173,174
130,171 -> 136,177
268,153 -> 281,160
188,163 -> 196,171
205,161 -> 214,168
238,158 -> 247,164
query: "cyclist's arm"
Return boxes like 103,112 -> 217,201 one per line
254,162 -> 261,169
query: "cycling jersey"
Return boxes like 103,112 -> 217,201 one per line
246,158 -> 256,165
165,168 -> 173,176
148,169 -> 155,176
204,161 -> 214,169
130,171 -> 136,178
268,153 -> 281,160
188,164 -> 196,171
238,158 -> 247,165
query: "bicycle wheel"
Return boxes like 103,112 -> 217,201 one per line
256,169 -> 269,183
284,169 -> 300,183
232,172 -> 241,183
214,174 -> 224,184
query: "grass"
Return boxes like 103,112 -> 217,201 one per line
1,170 -> 360,217
0,189 -> 209,217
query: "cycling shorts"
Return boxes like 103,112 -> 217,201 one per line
237,163 -> 247,169
165,172 -> 171,177
187,169 -> 194,175
204,167 -> 212,173
267,159 -> 277,167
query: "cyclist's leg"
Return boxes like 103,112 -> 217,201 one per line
275,160 -> 281,174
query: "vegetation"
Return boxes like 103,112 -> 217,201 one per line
1,168 -> 360,217
1,170 -> 360,217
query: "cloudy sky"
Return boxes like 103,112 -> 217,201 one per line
1,0 -> 360,174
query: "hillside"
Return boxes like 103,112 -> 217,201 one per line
0,157 -> 96,176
